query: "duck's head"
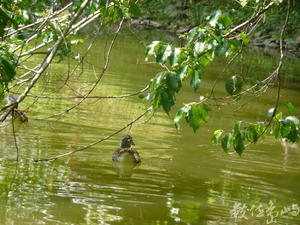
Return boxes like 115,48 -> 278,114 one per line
120,135 -> 135,148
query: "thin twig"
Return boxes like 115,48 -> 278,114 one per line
12,118 -> 20,161
25,85 -> 149,100
33,18 -> 127,120
0,0 -> 92,114
245,0 -> 291,145
224,2 -> 275,38
4,3 -> 72,39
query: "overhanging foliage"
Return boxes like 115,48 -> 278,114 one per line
0,0 -> 298,160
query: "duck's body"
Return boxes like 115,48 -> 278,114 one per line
112,135 -> 141,163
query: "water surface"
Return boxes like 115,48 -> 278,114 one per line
0,29 -> 300,225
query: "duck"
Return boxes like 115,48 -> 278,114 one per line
112,135 -> 141,163
0,94 -> 28,122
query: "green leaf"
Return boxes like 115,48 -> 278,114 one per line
152,91 -> 162,109
190,65 -> 202,91
145,41 -> 160,60
161,90 -> 176,115
139,93 -> 148,100
219,14 -> 231,27
176,65 -> 189,80
70,38 -> 84,45
229,39 -> 242,49
257,123 -> 267,139
212,129 -> 223,144
273,112 -> 282,121
238,0 -> 249,7
117,3 -> 130,20
161,91 -> 171,114
278,119 -> 291,137
274,116 -> 299,141
156,44 -> 172,64
0,85 -> 4,100
106,5 -> 119,22
169,47 -> 181,66
0,7 -> 11,37
233,121 -> 242,134
129,2 -> 142,17
194,42 -> 205,56
225,75 -> 243,96
283,102 -> 295,114
282,120 -> 299,142
246,125 -> 258,143
288,128 -> 299,142
199,103 -> 211,122
279,119 -> 291,126
42,33 -> 50,43
204,26 -> 221,43
274,126 -> 281,139
208,10 -> 222,27
187,27 -> 197,39
1,55 -> 16,82
286,116 -> 299,125
166,72 -> 181,92
233,132 -> 245,156
185,104 -> 211,133
215,39 -> 228,57
140,92 -> 158,106
149,72 -> 165,91
188,106 -> 203,132
221,133 -> 232,152
239,33 -> 250,44
174,105 -> 191,129
199,55 -> 211,67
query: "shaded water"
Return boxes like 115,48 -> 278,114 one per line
0,29 -> 300,225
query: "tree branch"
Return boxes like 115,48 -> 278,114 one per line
33,107 -> 152,162
224,2 -> 275,38
248,0 -> 291,143
25,85 -> 149,100
0,0 -> 92,113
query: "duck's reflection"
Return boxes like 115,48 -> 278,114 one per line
112,161 -> 140,178
0,118 -> 27,132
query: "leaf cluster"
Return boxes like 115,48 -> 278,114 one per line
141,0 -> 299,154
141,10 -> 245,132
174,103 -> 211,133
213,103 -> 299,156
225,75 -> 261,101
213,121 -> 267,156
71,0 -> 141,22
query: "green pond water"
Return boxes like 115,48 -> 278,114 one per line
0,29 -> 300,225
